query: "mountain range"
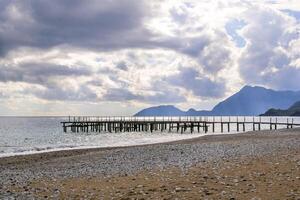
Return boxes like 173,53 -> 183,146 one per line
260,101 -> 300,116
134,85 -> 300,116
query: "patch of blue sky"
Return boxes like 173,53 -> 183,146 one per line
225,19 -> 247,48
282,9 -> 300,21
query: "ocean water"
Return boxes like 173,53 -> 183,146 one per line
0,117 -> 206,157
0,116 -> 299,158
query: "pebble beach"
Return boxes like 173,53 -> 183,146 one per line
0,128 -> 300,199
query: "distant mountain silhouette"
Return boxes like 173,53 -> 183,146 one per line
211,85 -> 300,115
134,86 -> 300,116
260,101 -> 300,116
134,105 -> 210,116
289,101 -> 300,111
134,105 -> 185,116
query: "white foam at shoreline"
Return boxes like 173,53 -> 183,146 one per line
0,131 -> 242,158
5,116 -> 297,159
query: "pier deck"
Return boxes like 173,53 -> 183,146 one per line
61,116 -> 300,133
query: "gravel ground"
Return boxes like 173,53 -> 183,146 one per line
0,128 -> 300,199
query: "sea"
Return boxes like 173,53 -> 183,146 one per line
0,116 -> 299,158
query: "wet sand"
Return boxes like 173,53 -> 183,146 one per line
1,128 -> 300,199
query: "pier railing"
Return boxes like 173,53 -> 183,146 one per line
61,116 -> 300,133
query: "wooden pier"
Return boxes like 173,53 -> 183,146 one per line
61,116 -> 300,134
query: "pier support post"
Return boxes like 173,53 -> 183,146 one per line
221,123 -> 223,133
227,122 -> 230,132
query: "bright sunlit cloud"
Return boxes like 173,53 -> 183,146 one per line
0,0 -> 300,115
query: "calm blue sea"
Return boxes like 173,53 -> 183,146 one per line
0,116 -> 299,157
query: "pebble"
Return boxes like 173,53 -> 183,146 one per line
0,129 -> 299,198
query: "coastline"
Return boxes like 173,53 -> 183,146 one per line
0,131 -> 241,160
0,128 -> 292,164
0,135 -> 207,160
1,128 -> 300,199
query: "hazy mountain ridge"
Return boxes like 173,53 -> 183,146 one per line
134,86 -> 300,116
134,105 -> 185,116
260,101 -> 300,116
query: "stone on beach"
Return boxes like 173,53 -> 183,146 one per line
0,128 -> 300,199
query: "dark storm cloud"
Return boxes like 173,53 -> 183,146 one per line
0,63 -> 91,84
0,0 -> 153,56
0,0 -> 234,105
166,67 -> 226,98
0,0 -> 232,75
0,0 -> 232,78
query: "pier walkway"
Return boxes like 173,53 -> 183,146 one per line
61,116 -> 300,133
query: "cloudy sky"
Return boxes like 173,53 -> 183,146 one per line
0,0 -> 300,116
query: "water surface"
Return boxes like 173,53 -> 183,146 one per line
0,116 -> 299,157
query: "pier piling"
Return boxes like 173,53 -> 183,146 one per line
61,116 -> 300,134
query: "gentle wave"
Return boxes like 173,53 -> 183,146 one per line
0,133 -> 210,158
1,116 -> 298,158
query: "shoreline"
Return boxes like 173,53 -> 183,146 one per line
0,128 -> 300,165
1,128 -> 300,198
0,128 -> 298,164
0,131 -> 242,160
0,127 -> 290,162
0,134 -> 208,159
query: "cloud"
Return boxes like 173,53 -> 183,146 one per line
0,61 -> 97,102
139,81 -> 187,104
260,67 -> 300,90
31,85 -> 98,102
103,88 -> 139,101
102,86 -> 187,104
239,5 -> 300,90
101,75 -> 187,104
282,9 -> 300,22
166,67 -> 226,98
1,0 -> 300,115
0,0 -> 235,75
0,62 -> 91,85
0,91 -> 6,99
0,0 -> 152,56
116,61 -> 128,71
